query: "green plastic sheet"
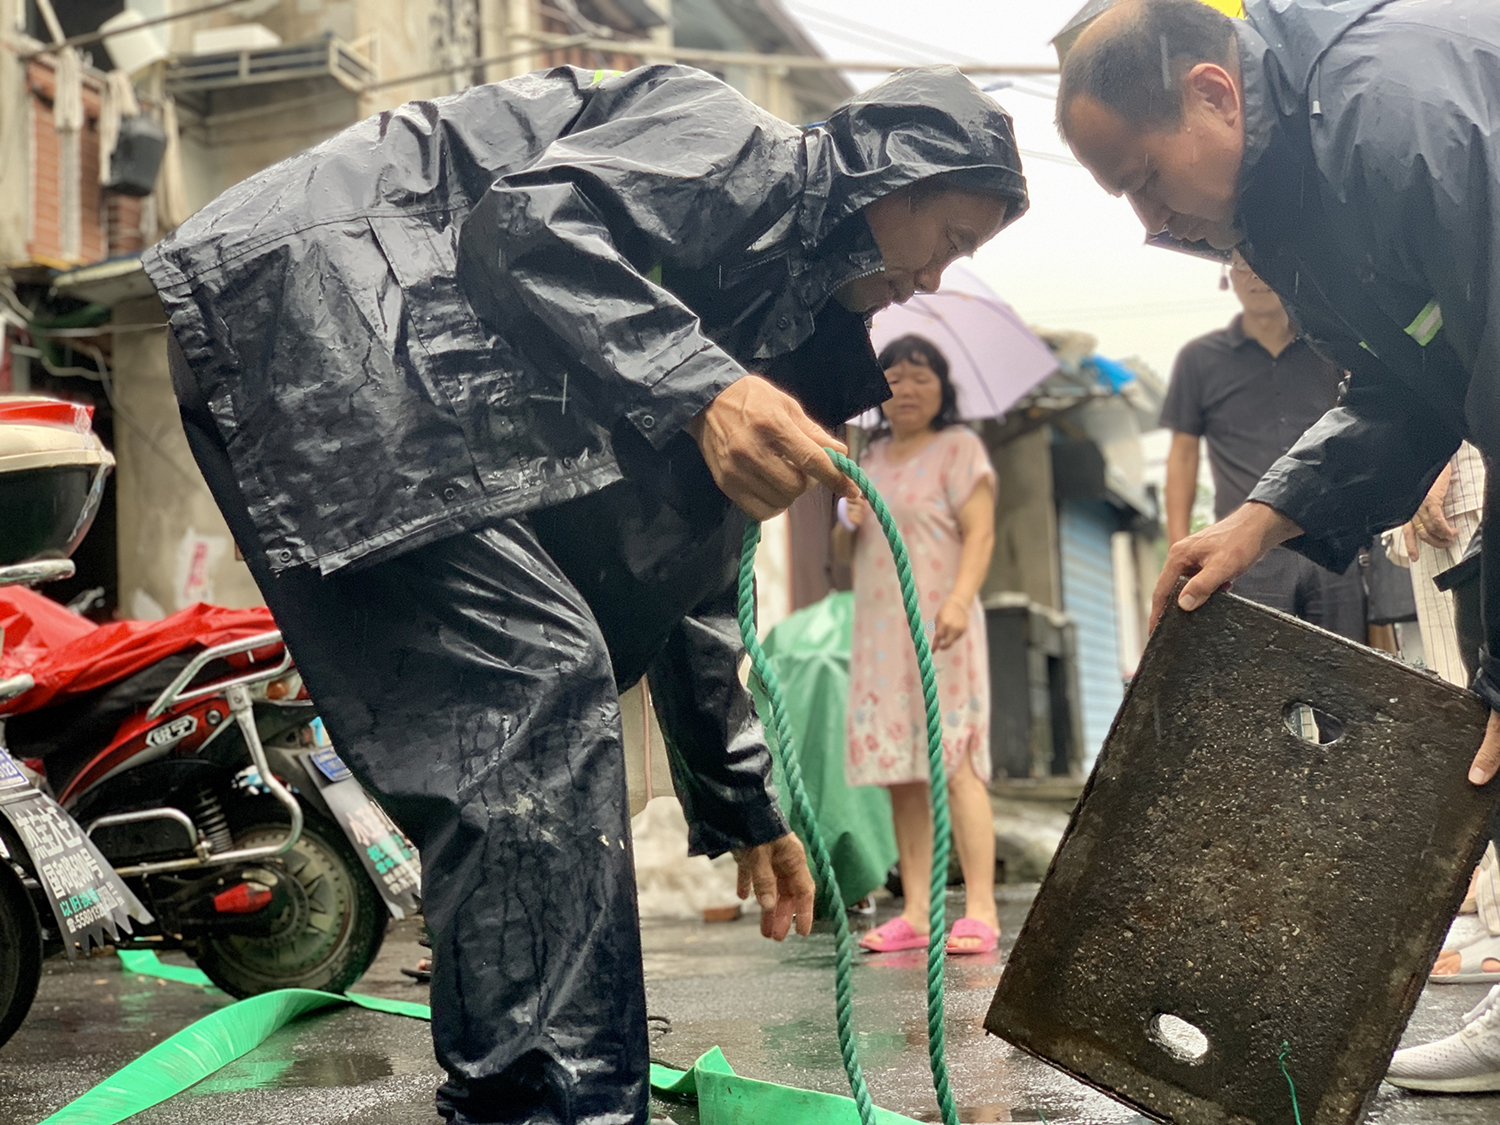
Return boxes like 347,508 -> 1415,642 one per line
116,949 -> 431,1017
753,592 -> 897,908
651,1047 -> 923,1124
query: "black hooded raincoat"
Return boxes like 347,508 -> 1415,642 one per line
1223,0 -> 1500,705
147,64 -> 1027,1124
145,64 -> 1025,578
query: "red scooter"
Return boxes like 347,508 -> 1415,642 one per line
0,398 -> 420,1049
2,585 -> 422,983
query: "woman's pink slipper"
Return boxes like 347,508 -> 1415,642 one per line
945,918 -> 999,955
858,917 -> 930,953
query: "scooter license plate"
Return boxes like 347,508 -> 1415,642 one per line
309,745 -> 352,783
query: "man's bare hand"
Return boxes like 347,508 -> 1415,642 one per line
688,375 -> 859,520
734,833 -> 815,940
1150,501 -> 1303,629
1403,476 -> 1458,561
1470,710 -> 1500,786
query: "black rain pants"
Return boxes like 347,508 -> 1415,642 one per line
172,340 -> 649,1125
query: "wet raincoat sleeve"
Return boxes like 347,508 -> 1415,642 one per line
1249,368 -> 1459,572
646,581 -> 789,858
1248,13 -> 1500,699
457,70 -> 801,448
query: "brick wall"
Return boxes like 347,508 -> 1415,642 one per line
106,194 -> 144,256
539,13 -> 645,73
26,57 -> 133,265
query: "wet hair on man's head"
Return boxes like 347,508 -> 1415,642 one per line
1056,0 -> 1237,140
874,335 -> 960,434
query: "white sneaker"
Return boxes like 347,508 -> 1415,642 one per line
1386,985 -> 1500,1092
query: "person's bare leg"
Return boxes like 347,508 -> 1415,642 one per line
947,760 -> 1000,949
889,781 -> 934,935
1435,852 -> 1500,975
1431,950 -> 1500,974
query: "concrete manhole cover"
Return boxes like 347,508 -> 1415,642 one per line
986,589 -> 1496,1125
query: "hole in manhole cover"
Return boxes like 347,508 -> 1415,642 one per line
1283,701 -> 1344,745
1149,1013 -> 1210,1064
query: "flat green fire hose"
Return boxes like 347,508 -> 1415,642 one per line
35,449 -> 958,1125
37,952 -> 432,1125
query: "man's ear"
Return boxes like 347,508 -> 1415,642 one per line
1183,62 -> 1242,130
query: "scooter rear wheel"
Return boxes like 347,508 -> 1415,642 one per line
0,857 -> 43,1048
191,803 -> 386,998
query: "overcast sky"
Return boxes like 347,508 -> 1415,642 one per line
784,0 -> 1244,384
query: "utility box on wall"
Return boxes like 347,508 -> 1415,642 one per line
104,114 -> 166,196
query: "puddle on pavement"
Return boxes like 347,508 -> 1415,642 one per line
193,1052 -> 394,1092
649,1097 -> 701,1125
761,1017 -> 915,1073
913,1109 -> 1161,1124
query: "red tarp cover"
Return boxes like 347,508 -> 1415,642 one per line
0,587 -> 276,713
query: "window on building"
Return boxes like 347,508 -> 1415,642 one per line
25,1 -> 126,69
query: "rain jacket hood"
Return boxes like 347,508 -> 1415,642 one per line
1234,0 -> 1395,169
1242,0 -> 1393,93
144,64 -> 1026,579
800,66 -> 1029,245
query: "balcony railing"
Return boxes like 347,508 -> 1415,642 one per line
165,34 -> 376,95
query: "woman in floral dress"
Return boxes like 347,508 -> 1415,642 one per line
841,335 -> 998,954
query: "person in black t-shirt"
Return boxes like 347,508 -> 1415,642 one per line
1161,251 -> 1364,640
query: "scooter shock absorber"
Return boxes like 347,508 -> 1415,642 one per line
193,787 -> 234,855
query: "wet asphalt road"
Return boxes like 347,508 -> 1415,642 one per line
0,893 -> 1495,1124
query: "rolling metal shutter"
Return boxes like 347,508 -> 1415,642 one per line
1059,500 -> 1123,769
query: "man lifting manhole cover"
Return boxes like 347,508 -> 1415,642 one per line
1056,0 -> 1500,1095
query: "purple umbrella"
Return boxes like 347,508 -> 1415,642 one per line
866,264 -> 1058,423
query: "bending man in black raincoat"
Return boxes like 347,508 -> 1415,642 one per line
143,65 -> 1028,1123
1056,2 -> 1500,786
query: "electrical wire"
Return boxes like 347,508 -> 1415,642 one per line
1025,297 -> 1233,322
1018,148 -> 1083,167
789,12 -> 962,66
19,333 -> 209,491
784,1 -> 987,65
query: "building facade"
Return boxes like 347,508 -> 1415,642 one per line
0,0 -> 850,621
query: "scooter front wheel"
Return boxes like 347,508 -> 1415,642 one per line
191,802 -> 386,998
0,856 -> 43,1048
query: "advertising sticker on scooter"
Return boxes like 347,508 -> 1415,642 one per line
308,722 -> 351,783
0,745 -> 150,955
0,749 -> 27,791
299,745 -> 421,918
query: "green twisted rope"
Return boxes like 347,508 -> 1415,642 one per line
737,447 -> 958,1125
738,518 -> 876,1125
1278,1041 -> 1304,1125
